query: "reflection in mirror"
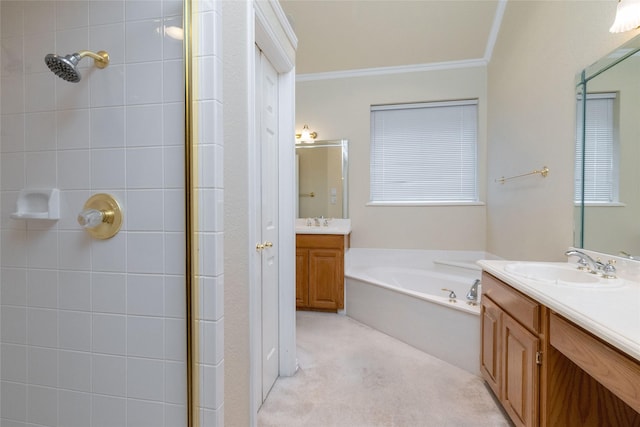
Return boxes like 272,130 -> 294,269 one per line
575,34 -> 640,259
296,139 -> 348,219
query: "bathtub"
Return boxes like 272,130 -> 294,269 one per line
345,249 -> 500,376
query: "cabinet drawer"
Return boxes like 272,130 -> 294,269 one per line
482,272 -> 540,333
550,312 -> 640,414
296,234 -> 346,249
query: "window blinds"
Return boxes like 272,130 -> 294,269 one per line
575,93 -> 616,203
370,100 -> 478,203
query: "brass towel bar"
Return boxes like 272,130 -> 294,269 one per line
299,192 -> 315,198
495,166 -> 549,184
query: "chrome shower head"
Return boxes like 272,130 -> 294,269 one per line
44,50 -> 110,83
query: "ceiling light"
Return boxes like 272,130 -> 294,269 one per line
610,0 -> 640,33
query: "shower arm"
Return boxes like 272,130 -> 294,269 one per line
78,50 -> 110,69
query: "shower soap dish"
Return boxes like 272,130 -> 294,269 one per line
11,188 -> 60,220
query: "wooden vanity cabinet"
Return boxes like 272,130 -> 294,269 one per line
481,271 -> 543,427
296,234 -> 349,311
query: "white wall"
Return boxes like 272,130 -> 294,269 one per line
296,66 -> 488,250
486,0 -> 637,261
0,1 -> 224,425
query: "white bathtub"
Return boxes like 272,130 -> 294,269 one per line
345,249 -> 500,376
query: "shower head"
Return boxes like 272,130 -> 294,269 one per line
44,50 -> 109,83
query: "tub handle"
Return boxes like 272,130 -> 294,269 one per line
441,288 -> 457,299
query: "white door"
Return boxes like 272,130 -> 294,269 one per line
256,47 -> 280,401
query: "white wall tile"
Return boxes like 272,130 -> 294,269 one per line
1,3 -> 24,38
91,148 -> 126,189
165,403 -> 188,427
92,354 -> 126,396
24,72 -> 55,113
91,232 -> 126,272
126,61 -> 162,105
1,306 -> 27,344
1,152 -> 25,191
58,150 -> 92,190
59,311 -> 91,351
162,102 -> 184,145
58,190 -> 92,231
27,308 -> 58,348
91,106 -> 125,148
126,20 -> 163,63
164,231 -> 185,275
200,362 -> 223,410
56,75 -> 91,110
92,395 -> 126,427
196,12 -> 215,57
1,343 -> 27,382
163,15 -> 183,60
91,272 -> 126,313
163,0 -> 183,18
164,189 -> 184,232
58,390 -> 91,427
127,274 -> 163,316
126,232 -> 164,273
24,33 -> 55,74
56,28 -> 89,59
126,146 -> 163,188
27,385 -> 58,426
200,232 -> 223,277
58,271 -> 91,311
127,398 -> 165,427
2,113 -> 26,153
26,228 -> 59,270
201,276 -> 223,322
163,59 -> 183,103
59,231 -> 92,271
92,313 -> 126,355
164,317 -> 185,361
56,1 -> 90,30
126,104 -> 163,147
1,76 -> 25,114
25,151 -> 57,189
127,315 -> 164,358
89,64 -> 125,107
127,189 -> 163,231
126,357 -> 164,401
200,319 -> 223,365
58,351 -> 91,392
28,346 -> 58,387
24,2 -> 55,35
165,361 -> 186,404
26,268 -> 58,309
56,110 -> 91,150
1,381 -> 27,422
25,112 -> 56,152
1,267 -> 28,306
2,228 -> 28,268
164,274 -> 185,318
89,1 -> 125,26
163,145 -> 184,188
126,0 -> 162,21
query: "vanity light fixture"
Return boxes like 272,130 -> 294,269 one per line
610,0 -> 640,33
295,124 -> 318,144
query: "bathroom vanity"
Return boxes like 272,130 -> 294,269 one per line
295,219 -> 351,312
478,260 -> 640,427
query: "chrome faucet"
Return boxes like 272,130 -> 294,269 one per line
466,279 -> 480,303
564,250 -> 604,273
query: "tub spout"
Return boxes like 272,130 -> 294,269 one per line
466,279 -> 480,302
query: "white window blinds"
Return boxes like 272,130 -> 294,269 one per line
575,93 -> 617,203
370,100 -> 478,203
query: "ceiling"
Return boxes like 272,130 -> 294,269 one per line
280,0 -> 502,76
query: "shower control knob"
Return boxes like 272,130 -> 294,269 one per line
77,209 -> 105,228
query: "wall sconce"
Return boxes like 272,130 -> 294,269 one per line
610,0 -> 640,33
295,124 -> 317,144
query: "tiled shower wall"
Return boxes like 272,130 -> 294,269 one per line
0,1 -> 224,426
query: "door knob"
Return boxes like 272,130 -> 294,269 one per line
264,241 -> 273,248
256,241 -> 274,251
256,243 -> 265,251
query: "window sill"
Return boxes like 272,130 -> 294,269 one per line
574,202 -> 626,207
367,201 -> 486,207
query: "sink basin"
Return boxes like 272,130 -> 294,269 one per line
504,262 -> 602,285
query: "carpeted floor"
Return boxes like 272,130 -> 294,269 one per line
258,311 -> 510,427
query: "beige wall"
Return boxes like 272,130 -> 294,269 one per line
486,0 -> 636,261
296,66 -> 488,250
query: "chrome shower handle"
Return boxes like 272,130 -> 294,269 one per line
77,208 -> 114,229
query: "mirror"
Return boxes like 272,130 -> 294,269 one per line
296,139 -> 349,219
575,34 -> 640,258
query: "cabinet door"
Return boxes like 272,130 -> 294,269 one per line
308,248 -> 341,310
481,296 -> 502,399
503,313 -> 539,427
296,249 -> 309,308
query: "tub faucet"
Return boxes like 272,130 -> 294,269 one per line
564,250 -> 604,273
466,279 -> 480,302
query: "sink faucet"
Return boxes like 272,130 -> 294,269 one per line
466,279 -> 480,303
564,250 -> 604,274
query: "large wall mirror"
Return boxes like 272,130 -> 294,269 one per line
575,34 -> 640,259
296,139 -> 349,219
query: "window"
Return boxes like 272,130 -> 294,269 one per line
575,93 -> 618,204
370,100 -> 478,204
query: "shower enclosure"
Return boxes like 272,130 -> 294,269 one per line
0,1 -> 223,426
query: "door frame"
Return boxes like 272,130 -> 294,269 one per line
249,0 -> 298,423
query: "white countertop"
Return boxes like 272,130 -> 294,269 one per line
478,259 -> 640,362
295,218 -> 351,235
